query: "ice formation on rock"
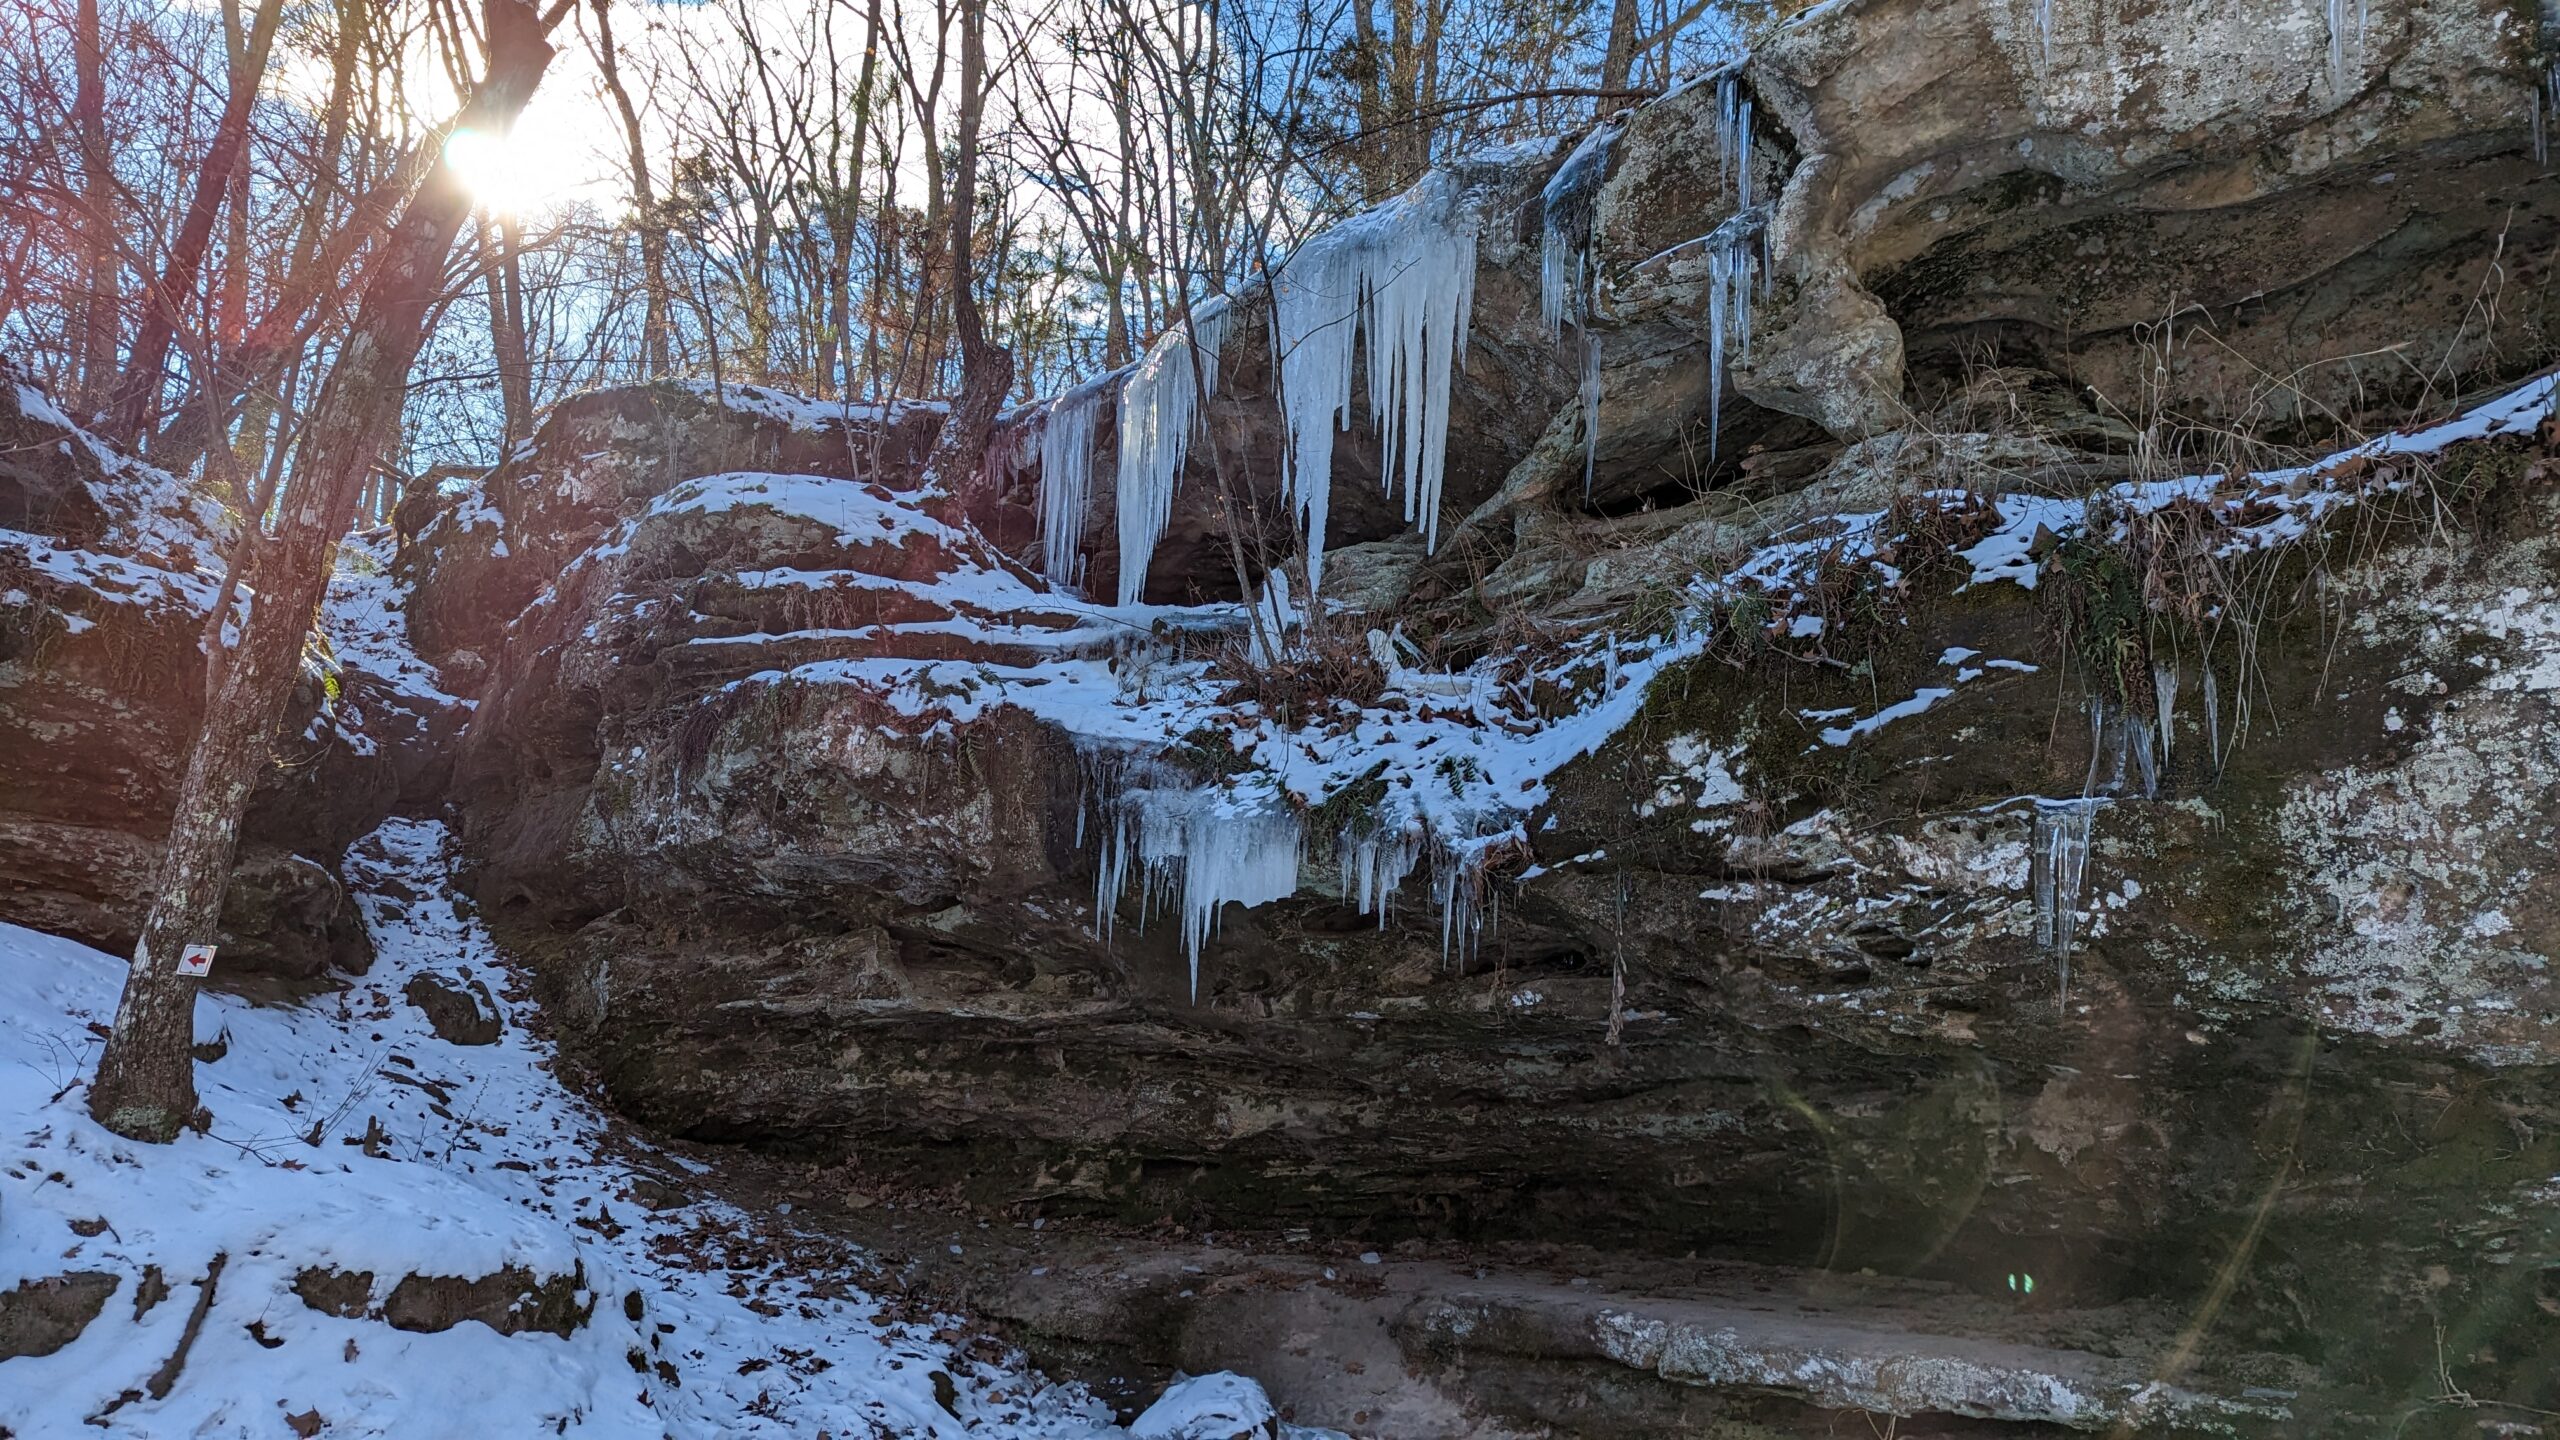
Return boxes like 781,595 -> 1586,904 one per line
2032,797 -> 2102,995
1541,120 -> 1623,494
1036,380 -> 1108,587
1701,67 -> 1766,457
1716,67 -> 1755,212
1115,298 -> 1233,605
1539,121 -> 1621,338
1272,167 -> 1479,593
1703,209 -> 1766,456
1090,753 -> 1304,999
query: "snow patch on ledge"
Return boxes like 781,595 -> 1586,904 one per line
666,373 -> 2560,978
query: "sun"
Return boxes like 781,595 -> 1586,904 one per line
442,126 -> 538,215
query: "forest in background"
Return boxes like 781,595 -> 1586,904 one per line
0,0 -> 1741,516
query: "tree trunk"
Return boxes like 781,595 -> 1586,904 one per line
1598,0 -> 1640,96
75,0 -> 117,408
484,215 -> 534,446
916,0 -> 1013,495
588,0 -> 668,375
86,0 -> 558,1144
106,0 -> 287,441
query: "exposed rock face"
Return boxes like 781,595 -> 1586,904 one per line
0,1272 -> 118,1360
397,381 -> 945,674
293,1264 -> 593,1338
389,2 -> 2560,1417
0,378 -> 440,978
1741,0 -> 2553,437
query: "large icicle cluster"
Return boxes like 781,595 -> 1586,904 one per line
1088,754 -> 1303,999
1113,299 -> 1233,605
1540,120 -> 1623,494
1272,167 -> 1479,593
1035,380 -> 1109,587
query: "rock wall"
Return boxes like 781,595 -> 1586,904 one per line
0,377 -> 447,979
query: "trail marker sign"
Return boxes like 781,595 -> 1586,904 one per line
176,943 -> 216,978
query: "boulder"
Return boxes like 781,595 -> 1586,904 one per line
0,1271 -> 118,1360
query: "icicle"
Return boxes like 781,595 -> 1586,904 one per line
1579,332 -> 1604,495
1432,836 -> 1501,965
2036,0 -> 2053,60
1539,122 -> 1620,338
1272,169 -> 1478,595
2151,662 -> 2178,765
1340,821 -> 1426,927
1037,383 -> 1106,588
1540,122 -> 1621,497
2031,797 -> 2102,998
2540,63 -> 2560,167
2202,666 -> 2223,774
2126,716 -> 2159,799
1715,70 -> 1753,210
1701,210 -> 1764,460
1088,751 -> 1301,1000
1114,299 -> 1233,606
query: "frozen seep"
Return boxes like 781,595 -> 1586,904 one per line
2031,797 -> 2102,997
1115,298 -> 1233,605
1036,380 -> 1109,588
1273,167 -> 1479,592
1088,751 -> 1304,1000
1541,120 -> 1623,495
1703,209 -> 1768,458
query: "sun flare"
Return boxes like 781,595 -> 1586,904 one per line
442,126 -> 537,215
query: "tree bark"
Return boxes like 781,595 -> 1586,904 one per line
75,0 -> 118,408
106,0 -> 288,441
86,0 -> 557,1144
916,0 -> 1014,495
588,0 -> 669,375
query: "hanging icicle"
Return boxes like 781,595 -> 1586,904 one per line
1114,298 -> 1233,607
1271,168 -> 1479,595
1702,209 -> 1767,460
1539,119 -> 1624,497
2536,61 -> 2560,166
1539,121 -> 1621,337
1036,381 -> 1108,588
1088,752 -> 1302,1001
2031,797 -> 2102,998
1716,68 -> 1754,211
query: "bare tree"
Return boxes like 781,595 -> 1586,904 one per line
87,0 -> 561,1144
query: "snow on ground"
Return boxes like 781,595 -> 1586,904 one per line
0,819 -> 1287,1437
324,530 -> 466,715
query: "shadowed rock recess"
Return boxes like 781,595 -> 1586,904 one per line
11,0 -> 2560,1431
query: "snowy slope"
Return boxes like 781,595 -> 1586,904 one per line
0,819 -> 1286,1438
